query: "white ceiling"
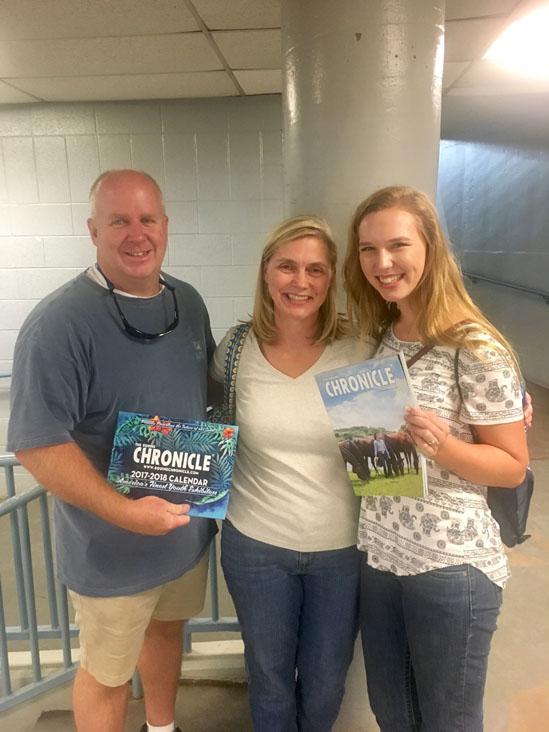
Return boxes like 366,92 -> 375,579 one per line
0,0 -> 547,142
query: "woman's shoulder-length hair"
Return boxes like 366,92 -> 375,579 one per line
253,214 -> 348,345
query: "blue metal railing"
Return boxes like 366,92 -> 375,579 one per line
0,453 -> 240,710
183,541 -> 241,653
0,455 -> 78,712
463,272 -> 549,304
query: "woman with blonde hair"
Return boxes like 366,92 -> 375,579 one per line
344,185 -> 528,731
210,215 -> 373,732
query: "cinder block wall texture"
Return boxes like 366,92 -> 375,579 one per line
0,96 -> 284,459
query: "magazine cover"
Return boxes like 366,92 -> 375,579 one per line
107,411 -> 238,519
315,353 -> 427,497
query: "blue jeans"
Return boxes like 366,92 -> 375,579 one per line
376,451 -> 392,477
221,521 -> 361,732
360,558 -> 502,732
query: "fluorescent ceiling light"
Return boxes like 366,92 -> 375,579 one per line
484,3 -> 549,79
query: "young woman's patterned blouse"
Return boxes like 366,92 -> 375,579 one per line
357,327 -> 524,588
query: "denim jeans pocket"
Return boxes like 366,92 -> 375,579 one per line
427,563 -> 469,580
493,584 -> 504,608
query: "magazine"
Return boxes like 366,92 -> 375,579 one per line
315,353 -> 427,497
107,411 -> 238,519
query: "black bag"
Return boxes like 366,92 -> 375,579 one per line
454,349 -> 533,548
486,468 -> 534,547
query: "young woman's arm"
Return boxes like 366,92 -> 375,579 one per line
404,407 -> 528,487
524,391 -> 533,429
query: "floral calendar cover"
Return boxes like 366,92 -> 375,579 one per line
107,411 -> 238,519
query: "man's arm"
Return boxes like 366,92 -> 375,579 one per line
15,442 -> 190,536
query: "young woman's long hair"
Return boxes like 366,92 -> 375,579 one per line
343,185 -> 518,366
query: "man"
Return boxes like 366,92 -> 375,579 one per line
7,170 -> 217,732
373,432 -> 392,478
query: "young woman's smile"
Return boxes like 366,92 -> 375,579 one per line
358,207 -> 426,308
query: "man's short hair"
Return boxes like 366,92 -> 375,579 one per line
89,169 -> 165,216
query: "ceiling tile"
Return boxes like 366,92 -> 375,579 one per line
445,0 -> 517,21
212,30 -> 281,69
233,70 -> 282,95
0,34 -> 221,78
0,0 -> 198,40
193,0 -> 280,30
0,80 -> 39,103
13,73 -> 240,102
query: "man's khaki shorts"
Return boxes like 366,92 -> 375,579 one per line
69,550 -> 209,687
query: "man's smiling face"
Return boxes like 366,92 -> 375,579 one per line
87,171 -> 168,297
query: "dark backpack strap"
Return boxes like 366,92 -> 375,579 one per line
453,347 -> 464,406
407,320 -> 474,370
454,347 -> 474,437
406,344 -> 433,368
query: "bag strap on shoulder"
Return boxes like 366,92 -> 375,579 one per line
406,344 -> 433,368
407,320 -> 473,370
223,322 -> 252,414
454,348 -> 463,405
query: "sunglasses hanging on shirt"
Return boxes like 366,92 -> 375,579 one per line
95,263 -> 179,340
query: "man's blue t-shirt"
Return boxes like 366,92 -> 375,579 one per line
8,271 -> 217,597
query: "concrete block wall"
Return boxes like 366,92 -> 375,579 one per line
0,95 -> 284,462
437,139 -> 549,388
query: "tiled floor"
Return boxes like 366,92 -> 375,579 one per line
1,381 -> 548,732
29,681 -> 253,732
0,682 -> 252,732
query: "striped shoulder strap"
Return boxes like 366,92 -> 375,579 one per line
223,322 -> 252,416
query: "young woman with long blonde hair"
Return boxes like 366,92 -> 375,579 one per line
344,185 -> 528,732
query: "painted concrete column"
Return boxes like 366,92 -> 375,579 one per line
281,0 -> 445,239
280,2 -> 445,729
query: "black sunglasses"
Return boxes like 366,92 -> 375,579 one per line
97,265 -> 179,340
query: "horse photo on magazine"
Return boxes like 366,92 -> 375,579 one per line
315,353 -> 427,497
